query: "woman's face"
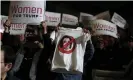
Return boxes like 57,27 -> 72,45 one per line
95,36 -> 105,49
25,26 -> 38,37
25,25 -> 39,42
42,22 -> 47,28
63,38 -> 71,49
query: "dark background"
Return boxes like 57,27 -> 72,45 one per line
1,1 -> 133,36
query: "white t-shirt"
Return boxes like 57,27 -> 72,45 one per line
51,27 -> 91,74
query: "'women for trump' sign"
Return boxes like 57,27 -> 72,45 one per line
9,1 -> 46,24
90,19 -> 118,38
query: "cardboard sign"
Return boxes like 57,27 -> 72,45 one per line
61,14 -> 78,26
90,19 -> 118,38
79,12 -> 96,26
45,11 -> 61,26
10,23 -> 27,35
1,15 -> 8,33
9,1 -> 46,24
111,12 -> 126,29
95,11 -> 110,21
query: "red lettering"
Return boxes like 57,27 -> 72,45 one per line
45,15 -> 48,20
46,15 -> 60,21
11,5 -> 42,14
11,5 -> 18,13
99,24 -> 103,29
23,7 -> 30,13
93,22 -> 116,33
93,23 -> 97,29
18,24 -> 21,28
31,7 -> 36,13
18,7 -> 22,13
11,24 -> 25,29
37,8 -> 42,14
95,23 -> 99,29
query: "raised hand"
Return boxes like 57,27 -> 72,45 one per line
34,41 -> 44,48
4,20 -> 11,33
41,21 -> 47,34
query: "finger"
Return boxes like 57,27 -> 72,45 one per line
6,20 -> 11,25
34,41 -> 39,44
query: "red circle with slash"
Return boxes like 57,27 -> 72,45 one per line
58,35 -> 76,54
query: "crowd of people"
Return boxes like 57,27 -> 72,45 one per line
0,19 -> 133,80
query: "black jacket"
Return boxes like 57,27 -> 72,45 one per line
5,74 -> 20,80
11,34 -> 51,80
1,32 -> 20,53
36,34 -> 54,80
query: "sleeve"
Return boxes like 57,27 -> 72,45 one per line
43,33 -> 51,45
1,32 -> 11,45
81,32 -> 91,51
125,59 -> 133,77
84,39 -> 95,66
50,31 -> 56,42
83,33 -> 91,42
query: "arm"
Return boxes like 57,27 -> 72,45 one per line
84,39 -> 95,66
2,20 -> 12,45
50,31 -> 56,43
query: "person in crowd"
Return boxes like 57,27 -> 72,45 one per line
92,34 -> 129,71
123,36 -> 133,80
109,35 -> 133,71
49,22 -> 94,80
36,21 -> 55,80
2,20 -> 21,53
80,23 -> 95,80
105,36 -> 121,70
11,22 -> 45,80
91,36 -> 108,70
82,39 -> 95,80
1,45 -> 20,80
120,36 -> 133,66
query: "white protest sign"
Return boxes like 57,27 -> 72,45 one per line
111,12 -> 126,29
9,1 -> 46,24
10,24 -> 27,35
79,12 -> 95,22
79,12 -> 96,26
1,15 -> 8,33
90,20 -> 118,38
61,14 -> 78,26
95,11 -> 110,21
45,11 -> 61,26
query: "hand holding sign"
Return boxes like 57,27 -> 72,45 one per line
45,11 -> 61,26
34,41 -> 44,48
89,20 -> 118,38
4,20 -> 11,33
4,20 -> 11,27
41,21 -> 47,34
